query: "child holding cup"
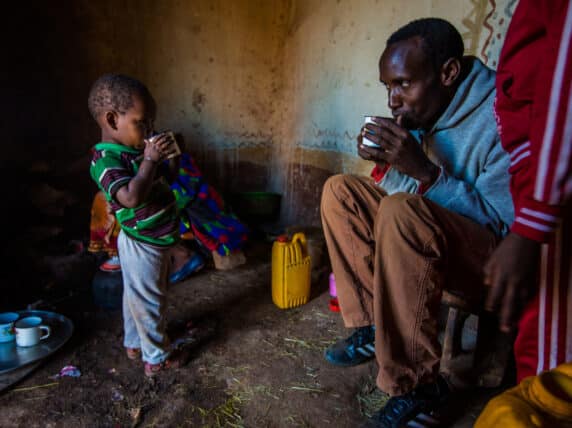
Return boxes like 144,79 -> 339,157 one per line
88,74 -> 184,377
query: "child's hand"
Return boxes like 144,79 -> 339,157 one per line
160,132 -> 181,160
143,138 -> 163,163
145,132 -> 180,161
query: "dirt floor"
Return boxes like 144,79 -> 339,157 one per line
0,240 -> 509,427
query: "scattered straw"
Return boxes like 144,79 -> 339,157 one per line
284,414 -> 312,427
289,386 -> 324,393
191,394 -> 245,428
22,395 -> 49,401
284,337 -> 314,349
356,377 -> 390,418
11,382 -> 59,392
228,377 -> 280,401
283,337 -> 334,351
277,349 -> 299,360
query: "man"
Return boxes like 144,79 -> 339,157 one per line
320,18 -> 514,426
483,0 -> 572,390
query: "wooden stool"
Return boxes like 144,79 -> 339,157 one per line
212,250 -> 246,270
440,290 -> 514,388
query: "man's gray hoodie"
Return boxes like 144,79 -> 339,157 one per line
377,57 -> 514,237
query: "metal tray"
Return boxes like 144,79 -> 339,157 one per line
0,310 -> 74,374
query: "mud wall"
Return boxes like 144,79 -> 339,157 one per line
276,0 -> 517,224
3,0 -> 516,257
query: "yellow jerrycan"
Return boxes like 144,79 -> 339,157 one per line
272,232 -> 311,309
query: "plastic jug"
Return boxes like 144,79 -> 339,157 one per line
272,233 -> 311,309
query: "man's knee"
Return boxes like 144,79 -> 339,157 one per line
378,192 -> 425,216
374,193 -> 431,234
321,174 -> 357,211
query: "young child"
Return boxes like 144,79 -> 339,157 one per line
88,73 -> 182,376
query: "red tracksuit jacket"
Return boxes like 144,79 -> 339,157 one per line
495,0 -> 572,380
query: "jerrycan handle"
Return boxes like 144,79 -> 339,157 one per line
291,233 -> 308,258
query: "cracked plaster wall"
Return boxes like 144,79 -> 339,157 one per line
4,0 -> 517,234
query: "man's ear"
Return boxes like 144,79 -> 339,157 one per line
440,58 -> 461,87
105,111 -> 119,131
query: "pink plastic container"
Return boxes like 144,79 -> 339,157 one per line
329,272 -> 337,297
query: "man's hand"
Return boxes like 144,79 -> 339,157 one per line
358,117 -> 439,184
357,127 -> 387,170
484,232 -> 540,333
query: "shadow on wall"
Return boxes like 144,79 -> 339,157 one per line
283,162 -> 333,227
1,154 -> 98,311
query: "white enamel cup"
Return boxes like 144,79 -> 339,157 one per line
15,316 -> 51,347
362,116 -> 382,147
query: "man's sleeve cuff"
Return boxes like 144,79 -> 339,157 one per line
417,167 -> 442,195
371,163 -> 390,184
511,201 -> 563,243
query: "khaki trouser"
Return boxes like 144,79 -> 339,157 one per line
321,175 -> 500,396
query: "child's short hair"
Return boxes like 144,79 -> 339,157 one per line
88,73 -> 153,121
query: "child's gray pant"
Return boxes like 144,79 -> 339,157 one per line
118,230 -> 171,364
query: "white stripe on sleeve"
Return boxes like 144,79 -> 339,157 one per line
536,2 -> 572,201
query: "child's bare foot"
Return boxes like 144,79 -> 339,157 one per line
144,349 -> 188,377
126,348 -> 141,360
144,359 -> 178,377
